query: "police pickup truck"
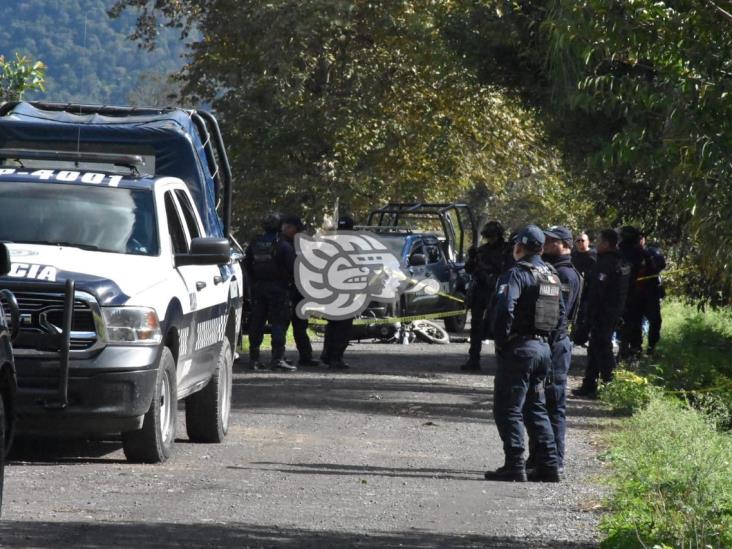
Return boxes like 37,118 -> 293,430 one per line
0,102 -> 243,463
0,243 -> 19,516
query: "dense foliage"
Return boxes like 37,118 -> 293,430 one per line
110,0 -> 594,238
0,0 -> 187,105
444,0 -> 732,301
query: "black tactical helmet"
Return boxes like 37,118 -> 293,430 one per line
619,225 -> 641,245
261,212 -> 283,232
481,220 -> 505,239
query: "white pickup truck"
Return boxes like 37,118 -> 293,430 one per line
0,102 -> 243,463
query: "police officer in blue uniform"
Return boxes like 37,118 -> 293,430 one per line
244,213 -> 297,372
485,225 -> 564,483
573,229 -> 631,396
320,215 -> 356,370
531,226 -> 581,475
281,215 -> 320,367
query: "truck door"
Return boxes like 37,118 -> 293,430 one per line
164,191 -> 225,391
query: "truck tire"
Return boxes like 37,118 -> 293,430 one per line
0,391 -> 5,517
122,347 -> 177,463
185,338 -> 233,443
444,311 -> 467,333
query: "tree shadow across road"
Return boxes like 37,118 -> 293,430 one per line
230,461 -> 485,482
0,520 -> 597,549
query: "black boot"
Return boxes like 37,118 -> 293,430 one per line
460,359 -> 481,372
249,349 -> 267,371
270,346 -> 296,371
484,464 -> 527,483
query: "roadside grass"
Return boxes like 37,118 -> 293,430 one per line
597,300 -> 732,548
239,326 -> 321,353
599,396 -> 732,548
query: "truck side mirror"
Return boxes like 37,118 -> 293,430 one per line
0,243 -> 10,276
409,253 -> 426,267
175,237 -> 231,267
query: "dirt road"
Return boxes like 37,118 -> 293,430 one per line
0,337 -> 609,548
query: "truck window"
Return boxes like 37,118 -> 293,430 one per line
164,192 -> 188,254
426,244 -> 442,264
174,190 -> 201,240
0,182 -> 158,255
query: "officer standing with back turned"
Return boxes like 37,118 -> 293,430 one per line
244,213 -> 297,372
484,225 -> 563,483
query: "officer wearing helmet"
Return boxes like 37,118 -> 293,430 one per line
461,220 -> 511,371
244,212 -> 297,371
485,225 -> 563,483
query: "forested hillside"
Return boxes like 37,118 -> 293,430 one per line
0,0 -> 187,105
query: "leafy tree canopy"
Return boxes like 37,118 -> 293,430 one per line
111,0 -> 591,238
444,0 -> 732,302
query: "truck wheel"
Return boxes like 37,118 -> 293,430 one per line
122,347 -> 177,463
0,391 -> 5,516
185,338 -> 233,443
444,311 -> 467,333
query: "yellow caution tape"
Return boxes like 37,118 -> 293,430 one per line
636,274 -> 660,282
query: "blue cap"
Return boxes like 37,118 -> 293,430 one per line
544,225 -> 573,244
517,224 -> 545,247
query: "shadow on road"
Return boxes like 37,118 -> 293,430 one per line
0,521 -> 597,549
232,461 -> 485,481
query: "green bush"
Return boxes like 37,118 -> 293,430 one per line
599,369 -> 658,415
649,300 -> 732,427
600,396 -> 732,549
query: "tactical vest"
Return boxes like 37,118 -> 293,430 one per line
250,233 -> 280,280
513,261 -> 562,336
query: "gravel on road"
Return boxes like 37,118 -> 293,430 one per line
0,336 -> 611,548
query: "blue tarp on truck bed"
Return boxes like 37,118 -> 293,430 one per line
0,102 -> 224,237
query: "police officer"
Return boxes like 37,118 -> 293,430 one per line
244,213 -> 297,372
281,215 -> 319,367
641,234 -> 666,354
461,220 -> 510,371
320,215 -> 355,370
573,229 -> 631,397
531,226 -> 581,475
485,225 -> 563,483
618,226 -> 649,360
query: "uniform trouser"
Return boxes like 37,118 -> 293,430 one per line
583,318 -> 617,390
545,336 -> 571,468
291,298 -> 313,361
644,295 -> 662,349
494,338 -> 558,470
620,303 -> 644,358
468,291 -> 490,364
248,283 -> 290,361
321,318 -> 353,362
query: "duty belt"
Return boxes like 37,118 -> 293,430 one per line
508,333 -> 549,343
